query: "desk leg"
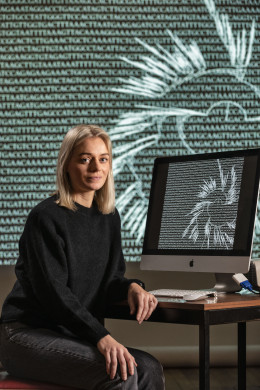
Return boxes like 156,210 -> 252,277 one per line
238,322 -> 246,390
199,313 -> 210,390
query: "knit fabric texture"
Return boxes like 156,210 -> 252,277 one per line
1,196 -> 144,345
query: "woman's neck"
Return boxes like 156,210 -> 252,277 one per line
72,192 -> 94,208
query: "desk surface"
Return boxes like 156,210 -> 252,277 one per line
155,293 -> 260,311
106,293 -> 260,325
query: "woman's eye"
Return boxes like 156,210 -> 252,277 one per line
80,157 -> 108,164
81,158 -> 90,163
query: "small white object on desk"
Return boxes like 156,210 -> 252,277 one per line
183,292 -> 213,301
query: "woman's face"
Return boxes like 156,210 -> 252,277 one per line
67,136 -> 110,197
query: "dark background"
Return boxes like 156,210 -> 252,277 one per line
1,0 -> 259,264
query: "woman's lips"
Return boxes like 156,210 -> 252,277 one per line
87,176 -> 102,181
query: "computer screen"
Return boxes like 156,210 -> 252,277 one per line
141,149 -> 260,290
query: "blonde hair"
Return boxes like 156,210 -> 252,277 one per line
55,124 -> 115,214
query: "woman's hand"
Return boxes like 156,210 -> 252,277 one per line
128,283 -> 158,324
97,334 -> 137,381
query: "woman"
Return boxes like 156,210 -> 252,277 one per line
0,124 -> 165,390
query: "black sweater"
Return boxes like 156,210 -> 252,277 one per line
1,196 -> 144,345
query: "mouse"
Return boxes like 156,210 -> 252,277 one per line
183,292 -> 211,301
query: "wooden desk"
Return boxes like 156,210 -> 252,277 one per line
106,294 -> 260,390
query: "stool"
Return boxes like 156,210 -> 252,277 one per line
0,371 -> 77,390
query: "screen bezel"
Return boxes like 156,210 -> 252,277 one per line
142,148 -> 260,261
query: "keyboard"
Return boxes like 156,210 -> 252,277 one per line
149,288 -> 217,298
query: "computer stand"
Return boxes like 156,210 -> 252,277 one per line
213,273 -> 241,293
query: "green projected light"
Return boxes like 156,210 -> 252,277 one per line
0,0 -> 260,265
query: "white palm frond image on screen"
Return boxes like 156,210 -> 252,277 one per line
182,160 -> 239,249
109,0 -> 260,257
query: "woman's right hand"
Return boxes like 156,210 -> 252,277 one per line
97,334 -> 137,381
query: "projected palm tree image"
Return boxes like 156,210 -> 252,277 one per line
109,0 -> 260,251
182,160 -> 239,249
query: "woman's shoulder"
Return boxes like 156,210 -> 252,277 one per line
109,207 -> 121,225
28,195 -> 66,224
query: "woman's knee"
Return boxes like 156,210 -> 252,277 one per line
128,348 -> 165,390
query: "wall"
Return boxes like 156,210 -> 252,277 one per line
1,264 -> 259,367
1,0 -> 260,266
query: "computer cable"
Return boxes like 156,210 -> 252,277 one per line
232,273 -> 260,294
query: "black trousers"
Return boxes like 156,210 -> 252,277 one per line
0,322 -> 165,390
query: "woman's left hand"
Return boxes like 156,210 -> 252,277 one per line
127,283 -> 158,324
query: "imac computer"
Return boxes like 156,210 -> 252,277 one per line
141,148 -> 260,293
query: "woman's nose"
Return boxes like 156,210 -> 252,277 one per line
89,158 -> 101,171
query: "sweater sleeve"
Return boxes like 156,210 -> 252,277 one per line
20,210 -> 109,345
104,209 -> 145,303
